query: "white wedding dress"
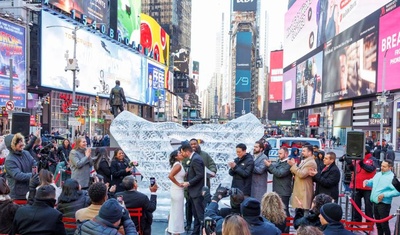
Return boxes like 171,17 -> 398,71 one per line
167,161 -> 185,234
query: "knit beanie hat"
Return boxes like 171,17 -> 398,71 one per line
241,197 -> 261,217
320,203 -> 343,223
35,185 -> 56,200
99,198 -> 123,223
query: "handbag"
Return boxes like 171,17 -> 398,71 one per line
392,174 -> 400,192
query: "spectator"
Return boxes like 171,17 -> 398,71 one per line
385,144 -> 395,163
240,197 -> 281,235
288,147 -> 301,165
27,169 -> 61,205
75,182 -> 108,222
319,203 -> 354,235
56,139 -> 72,183
76,198 -> 137,235
57,178 -> 90,219
0,177 -> 20,234
222,214 -> 251,235
11,185 -> 67,235
115,175 -> 157,235
69,137 -> 93,189
4,133 -> 36,199
94,147 -> 112,184
251,141 -> 269,202
261,192 -> 287,233
297,225 -> 323,235
364,160 -> 400,235
294,193 -> 333,230
111,148 -> 132,193
229,143 -> 254,197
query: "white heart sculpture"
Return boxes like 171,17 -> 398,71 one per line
110,111 -> 264,219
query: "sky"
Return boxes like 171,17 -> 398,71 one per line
191,0 -> 287,90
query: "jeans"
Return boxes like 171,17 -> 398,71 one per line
373,202 -> 391,235
352,189 -> 373,222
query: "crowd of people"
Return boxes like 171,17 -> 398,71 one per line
1,131 -> 400,235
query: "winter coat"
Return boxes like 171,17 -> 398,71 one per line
96,159 -> 112,184
76,215 -> 137,235
293,208 -> 322,230
267,158 -> 293,198
251,153 -> 269,202
322,221 -> 355,235
229,153 -> 254,196
57,191 -> 91,218
4,134 -> 36,199
243,216 -> 281,235
111,159 -> 132,193
313,163 -> 340,202
69,148 -> 93,188
365,170 -> 400,204
290,156 -> 317,209
11,199 -> 67,235
349,153 -> 376,190
0,198 -> 20,234
58,145 -> 72,163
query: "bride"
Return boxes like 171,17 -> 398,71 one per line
167,149 -> 186,234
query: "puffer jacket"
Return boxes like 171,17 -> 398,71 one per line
76,215 -> 137,235
349,152 -> 376,190
57,191 -> 90,218
4,133 -> 36,199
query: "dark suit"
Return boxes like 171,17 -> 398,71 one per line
187,152 -> 205,235
115,190 -> 157,235
11,199 -> 66,235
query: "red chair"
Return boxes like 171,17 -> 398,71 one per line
13,199 -> 28,205
280,216 -> 295,235
127,207 -> 143,235
62,217 -> 77,229
343,220 -> 374,235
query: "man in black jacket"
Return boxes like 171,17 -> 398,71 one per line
11,185 -> 66,235
228,143 -> 254,197
115,175 -> 157,235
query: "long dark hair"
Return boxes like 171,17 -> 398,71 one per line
58,179 -> 81,203
94,147 -> 110,170
169,150 -> 179,168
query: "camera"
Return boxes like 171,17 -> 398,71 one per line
204,217 -> 216,235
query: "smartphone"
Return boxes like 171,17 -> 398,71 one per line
150,177 -> 156,187
117,195 -> 124,205
32,166 -> 38,174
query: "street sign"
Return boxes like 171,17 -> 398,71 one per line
68,117 -> 81,126
6,100 -> 14,111
68,107 -> 78,111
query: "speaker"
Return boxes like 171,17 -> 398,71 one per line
11,112 -> 31,137
346,131 -> 365,160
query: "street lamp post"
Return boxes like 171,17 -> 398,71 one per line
235,97 -> 252,116
379,50 -> 389,162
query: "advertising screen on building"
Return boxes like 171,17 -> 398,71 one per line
322,11 -> 378,103
284,0 -> 391,67
377,6 -> 400,92
140,14 -> 170,66
269,50 -> 283,101
117,0 -> 141,46
147,61 -> 165,106
48,0 -> 110,26
282,66 -> 296,111
295,49 -> 323,107
233,0 -> 257,12
0,19 -> 26,108
172,46 -> 190,74
41,11 -> 146,103
235,31 -> 252,117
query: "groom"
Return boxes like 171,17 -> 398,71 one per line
181,142 -> 205,235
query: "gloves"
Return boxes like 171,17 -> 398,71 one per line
29,174 -> 40,190
211,186 -> 229,202
120,207 -> 130,224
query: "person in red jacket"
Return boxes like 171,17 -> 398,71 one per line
347,145 -> 376,222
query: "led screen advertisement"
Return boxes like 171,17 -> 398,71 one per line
322,13 -> 378,103
146,61 -> 165,106
0,19 -> 26,108
235,31 -> 252,117
233,0 -> 257,12
295,49 -> 323,107
47,0 -> 110,26
140,14 -> 170,66
41,11 -> 146,103
377,6 -> 400,92
282,66 -> 296,111
172,46 -> 190,74
269,50 -> 283,101
117,0 -> 141,46
284,0 -> 391,67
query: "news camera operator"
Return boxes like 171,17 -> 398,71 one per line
34,140 -> 59,174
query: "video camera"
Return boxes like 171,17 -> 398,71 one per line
203,217 -> 216,235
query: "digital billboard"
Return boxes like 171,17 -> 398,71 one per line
282,66 -> 296,111
322,12 -> 378,102
47,0 -> 110,26
233,0 -> 257,12
377,6 -> 400,92
41,11 -> 146,103
295,49 -> 323,107
235,31 -> 252,117
284,0 -> 391,67
0,19 -> 26,108
140,14 -> 170,66
147,61 -> 165,106
172,46 -> 190,74
269,50 -> 283,101
117,0 -> 141,46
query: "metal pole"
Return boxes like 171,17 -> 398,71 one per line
242,98 -> 245,115
9,59 -> 13,101
395,207 -> 400,235
71,27 -> 77,142
380,50 -> 388,162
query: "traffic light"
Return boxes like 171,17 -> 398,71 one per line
45,96 -> 50,104
95,96 -> 99,103
36,114 -> 40,122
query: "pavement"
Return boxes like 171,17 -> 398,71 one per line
150,146 -> 400,234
